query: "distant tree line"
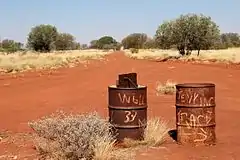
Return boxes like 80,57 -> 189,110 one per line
0,39 -> 24,53
1,13 -> 240,56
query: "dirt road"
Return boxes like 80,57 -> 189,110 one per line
0,52 -> 239,159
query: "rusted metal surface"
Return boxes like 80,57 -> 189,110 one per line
175,83 -> 216,146
108,73 -> 147,142
117,73 -> 137,88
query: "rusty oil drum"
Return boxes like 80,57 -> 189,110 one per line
175,83 -> 216,146
108,85 -> 147,142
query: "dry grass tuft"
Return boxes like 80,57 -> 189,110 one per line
143,117 -> 169,146
123,117 -> 169,148
124,49 -> 178,60
124,48 -> 240,63
156,80 -> 176,95
0,49 -> 111,73
28,111 -> 131,160
28,111 -> 169,160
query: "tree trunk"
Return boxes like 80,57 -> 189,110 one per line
197,49 -> 200,56
186,43 -> 192,56
178,46 -> 185,56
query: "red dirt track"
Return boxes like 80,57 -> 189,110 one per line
0,51 -> 240,159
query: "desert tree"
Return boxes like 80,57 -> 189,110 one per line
89,36 -> 118,50
220,33 -> 240,48
155,13 -> 220,56
96,36 -> 118,49
121,33 -> 148,49
0,39 -> 23,53
89,40 -> 98,49
143,37 -> 157,49
27,24 -> 58,52
55,33 -> 77,50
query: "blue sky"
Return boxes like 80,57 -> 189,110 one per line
0,0 -> 239,45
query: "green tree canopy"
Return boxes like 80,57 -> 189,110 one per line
0,39 -> 23,53
96,36 -> 118,49
155,13 -> 220,55
89,36 -> 118,50
89,40 -> 99,49
27,24 -> 58,52
143,37 -> 157,49
55,33 -> 76,50
220,33 -> 240,48
121,33 -> 148,49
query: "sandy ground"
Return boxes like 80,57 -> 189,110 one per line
0,51 -> 239,160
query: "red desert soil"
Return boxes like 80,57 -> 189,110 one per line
0,51 -> 240,159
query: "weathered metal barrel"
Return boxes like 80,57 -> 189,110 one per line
108,73 -> 147,142
175,83 -> 216,146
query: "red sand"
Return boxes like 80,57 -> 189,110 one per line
0,51 -> 239,159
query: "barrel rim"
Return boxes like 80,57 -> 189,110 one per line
108,105 -> 148,109
175,104 -> 216,108
108,84 -> 147,90
176,83 -> 215,88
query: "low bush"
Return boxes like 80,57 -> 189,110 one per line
29,111 -> 169,160
29,111 -> 130,160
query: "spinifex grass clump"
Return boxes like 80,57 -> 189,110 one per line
123,117 -> 169,148
29,111 -> 130,160
156,80 -> 176,95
